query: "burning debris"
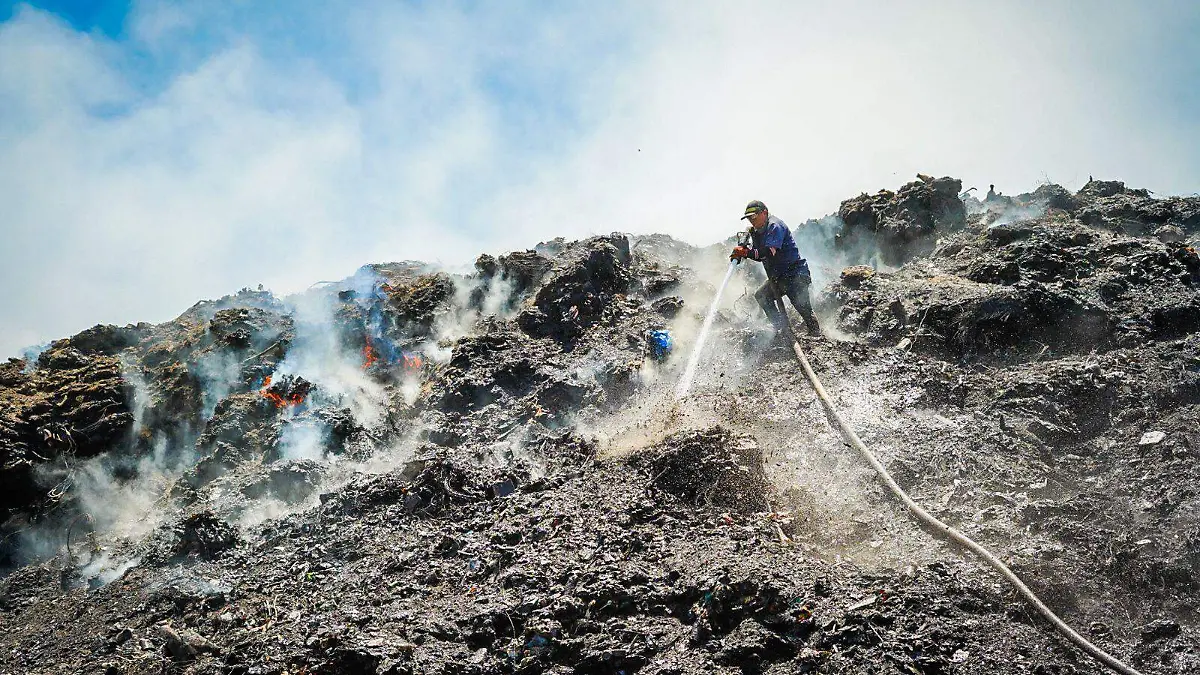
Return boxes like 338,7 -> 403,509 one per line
2,177 -> 1199,674
259,374 -> 311,409
361,342 -> 378,369
362,336 -> 423,373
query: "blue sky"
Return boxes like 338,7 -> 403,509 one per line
1,1 -> 1198,357
1,0 -> 128,36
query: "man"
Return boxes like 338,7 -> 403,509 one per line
730,200 -> 821,336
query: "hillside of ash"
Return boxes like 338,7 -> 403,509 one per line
0,177 -> 1198,674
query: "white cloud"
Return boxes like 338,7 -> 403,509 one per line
482,1 -> 1200,250
128,0 -> 196,47
0,1 -> 1197,357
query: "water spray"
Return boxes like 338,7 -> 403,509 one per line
675,260 -> 737,400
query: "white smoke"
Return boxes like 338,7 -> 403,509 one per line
274,287 -> 389,429
193,350 -> 243,420
18,343 -> 48,373
276,417 -> 328,462
9,231 -> 850,584
120,355 -> 154,433
73,432 -> 195,542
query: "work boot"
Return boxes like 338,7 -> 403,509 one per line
766,313 -> 788,335
765,330 -> 793,360
804,315 -> 821,337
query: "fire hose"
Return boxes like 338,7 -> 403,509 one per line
786,333 -> 1144,675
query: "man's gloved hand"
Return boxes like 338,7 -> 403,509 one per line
730,246 -> 750,260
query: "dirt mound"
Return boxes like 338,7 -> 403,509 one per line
636,427 -> 770,513
1073,178 -> 1200,236
475,249 -> 553,295
826,215 -> 1200,358
44,323 -> 150,357
4,176 -> 1200,674
836,174 -> 966,265
826,267 -> 1111,358
1017,182 -> 1080,213
517,234 -> 635,346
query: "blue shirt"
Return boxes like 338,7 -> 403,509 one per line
750,215 -> 808,279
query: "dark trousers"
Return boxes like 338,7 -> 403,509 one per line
755,273 -> 820,334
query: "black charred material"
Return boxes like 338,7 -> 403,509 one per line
651,295 -> 684,318
826,211 -> 1200,358
837,175 -> 966,265
43,324 -> 149,357
194,393 -> 278,459
497,250 -> 553,294
635,427 -> 770,513
172,512 -> 239,559
208,307 -> 280,350
517,234 -> 634,347
469,250 -> 551,313
4,176 -> 1200,675
241,460 -> 325,504
1074,178 -> 1200,235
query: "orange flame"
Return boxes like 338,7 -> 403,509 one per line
260,374 -> 306,408
361,334 -> 422,372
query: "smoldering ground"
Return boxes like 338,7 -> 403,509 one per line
1,253 -> 590,580
0,188 -> 975,579
5,176 -> 1199,674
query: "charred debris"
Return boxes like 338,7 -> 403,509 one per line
1,177 -> 1199,674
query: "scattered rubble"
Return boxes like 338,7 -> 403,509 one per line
2,177 -> 1199,674
170,512 -> 239,560
636,427 -> 770,513
836,174 -> 966,265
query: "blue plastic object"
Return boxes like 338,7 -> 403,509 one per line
647,329 -> 673,360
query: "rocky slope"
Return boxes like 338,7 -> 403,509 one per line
1,177 -> 1198,674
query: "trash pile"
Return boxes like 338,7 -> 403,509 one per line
1,177 -> 1198,674
0,335 -> 136,520
824,195 -> 1200,358
835,174 -> 966,265
635,427 -> 769,512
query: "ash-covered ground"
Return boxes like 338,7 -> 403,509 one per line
2,176 -> 1198,674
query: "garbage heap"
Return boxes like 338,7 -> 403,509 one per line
2,176 -> 1198,675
